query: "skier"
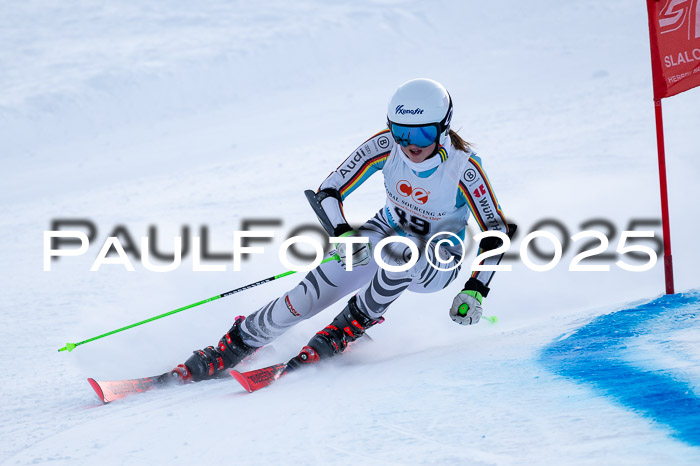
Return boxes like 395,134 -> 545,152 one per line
172,78 -> 515,382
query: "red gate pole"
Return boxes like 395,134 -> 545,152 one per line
653,98 -> 674,294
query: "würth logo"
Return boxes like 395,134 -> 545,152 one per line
396,180 -> 429,204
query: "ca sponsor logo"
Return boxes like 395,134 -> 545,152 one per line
396,180 -> 429,205
397,180 -> 412,197
412,188 -> 429,205
377,135 -> 391,149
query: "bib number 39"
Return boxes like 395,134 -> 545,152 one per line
394,207 -> 431,235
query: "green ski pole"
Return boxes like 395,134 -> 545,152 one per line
58,254 -> 340,353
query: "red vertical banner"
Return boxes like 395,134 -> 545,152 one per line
644,0 -> 700,294
647,0 -> 700,98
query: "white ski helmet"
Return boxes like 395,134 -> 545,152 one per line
387,78 -> 453,147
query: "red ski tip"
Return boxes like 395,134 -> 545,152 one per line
230,370 -> 253,393
86,374 -> 169,403
87,378 -> 107,403
230,363 -> 287,393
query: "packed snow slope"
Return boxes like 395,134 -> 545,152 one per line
1,0 -> 699,464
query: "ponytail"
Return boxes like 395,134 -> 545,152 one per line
448,129 -> 472,153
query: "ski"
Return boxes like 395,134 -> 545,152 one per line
87,345 -> 277,403
231,344 -> 327,393
230,363 -> 289,393
87,372 -> 180,403
231,332 -> 378,393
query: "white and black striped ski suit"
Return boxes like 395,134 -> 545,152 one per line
240,209 -> 463,346
239,129 -> 510,347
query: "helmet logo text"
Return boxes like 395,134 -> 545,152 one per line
395,105 -> 424,115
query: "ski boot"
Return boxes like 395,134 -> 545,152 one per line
288,296 -> 384,371
172,315 -> 257,383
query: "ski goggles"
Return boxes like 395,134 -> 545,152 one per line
389,123 -> 440,148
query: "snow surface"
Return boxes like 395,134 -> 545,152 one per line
1,0 -> 699,464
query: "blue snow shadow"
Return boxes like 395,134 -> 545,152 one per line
541,291 -> 700,446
